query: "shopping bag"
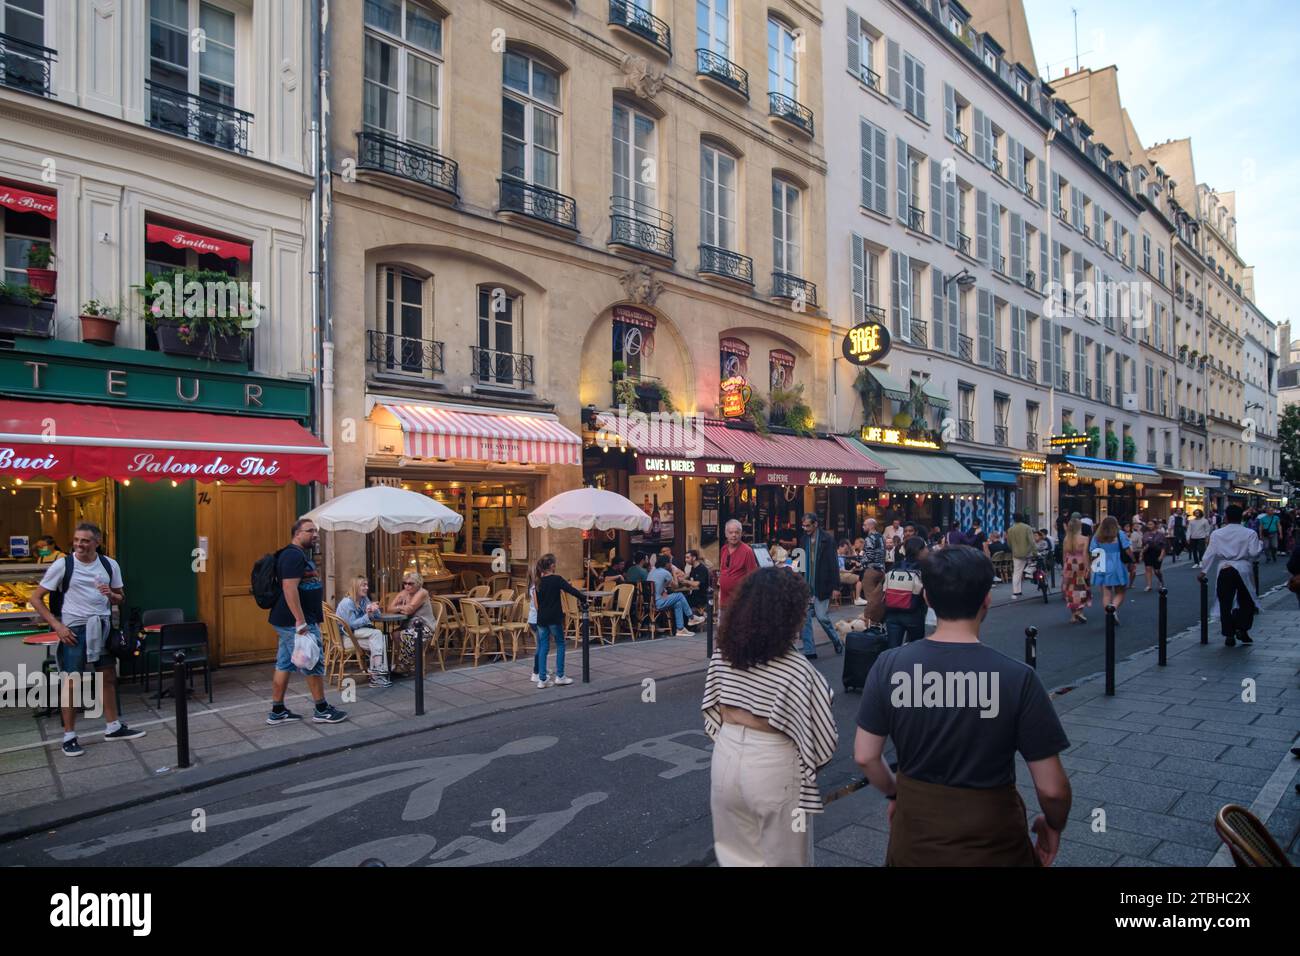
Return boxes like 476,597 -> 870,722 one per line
291,631 -> 320,672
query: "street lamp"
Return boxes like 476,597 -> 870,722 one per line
943,269 -> 978,293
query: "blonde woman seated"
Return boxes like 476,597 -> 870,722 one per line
387,571 -> 438,674
335,576 -> 391,688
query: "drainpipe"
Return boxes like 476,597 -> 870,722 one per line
311,0 -> 336,596
1043,126 -> 1056,527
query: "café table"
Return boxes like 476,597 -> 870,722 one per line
371,612 -> 413,674
466,598 -> 515,625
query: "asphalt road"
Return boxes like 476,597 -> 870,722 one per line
4,555 -> 1290,867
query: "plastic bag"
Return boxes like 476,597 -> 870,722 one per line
291,631 -> 320,671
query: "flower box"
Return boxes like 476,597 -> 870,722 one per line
0,297 -> 55,337
154,318 -> 245,362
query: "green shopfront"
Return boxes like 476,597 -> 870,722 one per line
0,339 -> 326,670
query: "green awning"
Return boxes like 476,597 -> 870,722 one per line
864,368 -> 911,402
920,380 -> 950,409
843,438 -> 984,494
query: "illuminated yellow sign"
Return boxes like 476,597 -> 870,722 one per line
720,376 -> 752,418
1047,433 -> 1090,449
859,425 -> 943,451
1020,456 -> 1047,475
841,320 -> 893,365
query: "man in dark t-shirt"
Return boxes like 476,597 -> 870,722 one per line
854,546 -> 1071,866
267,518 -> 347,726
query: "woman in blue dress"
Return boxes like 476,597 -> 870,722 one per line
1090,515 -> 1132,624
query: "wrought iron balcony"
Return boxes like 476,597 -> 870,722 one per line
1026,431 -> 1038,451
699,244 -> 753,285
997,254 -> 1007,274
909,318 -> 927,348
1059,370 -> 1070,391
1081,376 -> 1093,397
146,80 -> 252,155
499,178 -> 578,231
357,129 -> 458,196
958,419 -> 974,441
954,129 -> 969,151
861,66 -> 881,91
958,334 -> 973,363
1103,385 -> 1113,405
609,196 -> 674,260
772,272 -> 817,307
1022,181 -> 1034,200
696,48 -> 749,99
367,329 -> 444,381
1164,452 -> 1173,466
994,424 -> 1009,446
769,92 -> 814,137
994,348 -> 1007,373
908,205 -> 925,233
607,0 -> 672,56
1146,450 -> 1157,464
471,346 -> 535,388
1026,358 -> 1038,383
863,303 -> 887,321
0,31 -> 56,97
957,232 -> 971,256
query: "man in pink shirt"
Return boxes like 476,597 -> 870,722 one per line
717,519 -> 758,609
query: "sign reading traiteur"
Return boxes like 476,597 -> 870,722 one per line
841,319 -> 892,366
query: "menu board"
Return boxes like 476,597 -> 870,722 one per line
701,483 -> 720,546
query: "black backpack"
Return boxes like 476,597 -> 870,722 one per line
49,554 -> 137,661
251,547 -> 288,609
49,553 -> 115,617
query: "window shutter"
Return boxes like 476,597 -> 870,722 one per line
944,176 -> 957,247
872,126 -> 887,212
976,189 -> 989,265
978,288 -> 993,365
929,159 -> 942,240
890,251 -> 901,334
1041,317 -> 1054,385
990,201 -> 1001,270
898,254 -> 911,337
1100,271 -> 1111,327
1051,172 -> 1061,215
1039,231 -> 1047,290
947,281 -> 959,355
1010,212 -> 1023,280
1070,187 -> 1082,228
983,114 -> 993,166
859,122 -> 872,209
846,9 -> 861,79
973,108 -> 985,163
932,268 -> 944,352
1011,306 -> 1023,377
1128,232 -> 1136,270
1054,324 -> 1064,388
896,136 -> 909,223
851,234 -> 866,322
886,40 -> 901,103
944,83 -> 956,141
1051,241 -> 1061,284
1112,218 -> 1120,257
915,61 -> 926,121
1093,203 -> 1103,245
1037,157 -> 1046,207
903,56 -> 914,113
1007,139 -> 1019,189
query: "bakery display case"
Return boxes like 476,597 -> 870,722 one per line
0,563 -> 45,622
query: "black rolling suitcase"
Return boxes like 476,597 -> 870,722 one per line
842,628 -> 887,693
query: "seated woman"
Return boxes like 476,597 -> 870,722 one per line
387,571 -> 438,674
335,575 -> 391,688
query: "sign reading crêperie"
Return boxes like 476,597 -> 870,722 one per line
841,319 -> 892,366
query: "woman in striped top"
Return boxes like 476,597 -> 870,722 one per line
702,566 -> 838,867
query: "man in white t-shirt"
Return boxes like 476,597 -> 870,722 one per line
30,522 -> 146,757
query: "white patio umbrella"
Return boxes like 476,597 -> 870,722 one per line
527,487 -> 652,533
305,485 -> 464,534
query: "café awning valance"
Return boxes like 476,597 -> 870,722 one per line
146,224 -> 251,262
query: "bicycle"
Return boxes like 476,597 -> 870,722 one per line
1029,554 -> 1051,604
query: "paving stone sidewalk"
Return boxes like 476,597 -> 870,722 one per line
813,584 -> 1300,867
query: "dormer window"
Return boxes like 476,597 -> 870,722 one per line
1014,76 -> 1027,99
947,13 -> 963,37
984,50 -> 996,71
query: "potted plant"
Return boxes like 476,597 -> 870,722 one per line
613,377 -> 638,409
79,299 -> 121,345
1123,434 -> 1137,462
137,267 -> 257,362
1085,425 -> 1101,457
1105,429 -> 1120,459
25,244 -> 55,296
769,384 -> 814,436
0,281 -> 55,337
611,359 -> 627,380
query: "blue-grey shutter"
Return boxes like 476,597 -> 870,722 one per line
1093,203 -> 1103,245
983,114 -> 994,167
886,40 -> 901,104
976,189 -> 989,264
1039,231 -> 1047,291
851,234 -> 865,322
978,288 -> 993,365
990,201 -> 1001,271
1113,218 -> 1121,257
890,251 -> 901,334
914,60 -> 926,121
896,136 -> 909,223
846,9 -> 860,79
1054,325 -> 1064,388
1070,186 -> 1081,228
929,159 -> 942,240
859,122 -> 872,209
872,126 -> 887,212
947,282 -> 959,355
1011,306 -> 1023,377
1051,172 -> 1061,216
1041,317 -> 1054,385
1128,231 -> 1136,270
1037,156 -> 1046,206
973,108 -> 986,164
944,176 -> 957,247
1007,139 -> 1019,189
944,83 -> 956,141
1010,212 -> 1023,281
932,268 -> 944,353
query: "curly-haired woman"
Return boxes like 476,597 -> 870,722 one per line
702,567 -> 837,866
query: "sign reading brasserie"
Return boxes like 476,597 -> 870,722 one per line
1020,456 -> 1047,475
841,319 -> 892,366
858,425 -> 942,451
1047,433 -> 1090,449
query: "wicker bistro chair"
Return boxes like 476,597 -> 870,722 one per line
497,594 -> 532,661
492,588 -> 516,603
637,580 -> 672,639
560,590 -> 584,646
593,583 -> 636,644
460,599 -> 506,666
419,601 -> 446,673
459,570 -> 483,592
990,552 -> 1014,584
467,584 -> 491,600
323,610 -> 368,688
1214,805 -> 1293,867
432,596 -> 465,658
486,573 -> 511,593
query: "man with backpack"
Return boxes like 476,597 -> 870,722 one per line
799,513 -> 844,659
258,518 -> 348,725
1258,507 -> 1280,563
29,522 -> 145,757
882,537 -> 928,648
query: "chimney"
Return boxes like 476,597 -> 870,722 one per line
1064,66 -> 1071,76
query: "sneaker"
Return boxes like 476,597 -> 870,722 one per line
530,672 -> 540,684
553,676 -> 573,686
687,615 -> 706,626
1237,631 -> 1253,645
312,705 -> 349,724
674,629 -> 694,637
61,737 -> 84,757
537,678 -> 552,689
1011,592 -> 1021,600
853,598 -> 868,606
368,676 -> 393,688
266,708 -> 304,725
104,724 -> 146,741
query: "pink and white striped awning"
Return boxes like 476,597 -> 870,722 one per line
383,403 -> 581,465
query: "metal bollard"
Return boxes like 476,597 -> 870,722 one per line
1199,575 -> 1209,645
1104,605 -> 1116,697
1158,587 -> 1168,667
581,599 -> 591,684
1024,626 -> 1038,669
706,585 -> 715,659
414,619 -> 425,717
173,650 -> 190,769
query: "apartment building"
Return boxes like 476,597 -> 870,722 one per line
0,0 -> 323,665
326,0 -> 837,581
824,0 -> 1152,530
1241,277 -> 1281,498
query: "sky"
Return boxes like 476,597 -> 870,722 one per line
1023,0 -> 1300,347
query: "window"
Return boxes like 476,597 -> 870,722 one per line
477,285 -> 520,386
983,50 -> 996,71
1015,76 -> 1028,99
364,0 -> 443,149
958,383 -> 975,436
767,17 -> 797,100
700,142 -> 737,250
902,53 -> 925,121
772,178 -> 801,276
1144,362 -> 1154,410
1,0 -> 44,46
720,338 -> 748,380
502,51 -> 560,189
150,0 -> 236,105
850,234 -> 880,320
696,0 -> 730,58
2,201 -> 51,289
1142,232 -> 1151,273
947,12 -> 963,36
376,266 -> 430,375
859,120 -> 888,214
613,101 -> 657,209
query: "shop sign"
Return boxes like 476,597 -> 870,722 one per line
705,461 -> 737,475
636,457 -> 738,477
754,467 -> 882,488
858,425 -> 943,451
841,319 -> 892,366
1019,456 -> 1047,476
720,376 -> 751,418
1113,472 -> 1136,482
1047,433 -> 1090,450
1,341 -> 311,419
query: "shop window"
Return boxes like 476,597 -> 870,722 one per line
143,217 -> 251,355
389,479 -> 533,565
476,284 -> 523,387
613,309 -> 654,381
719,336 -> 748,381
1,201 -> 52,289
364,0 -> 444,150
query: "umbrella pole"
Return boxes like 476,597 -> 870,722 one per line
582,534 -> 591,683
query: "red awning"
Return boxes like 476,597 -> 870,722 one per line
0,401 -> 326,484
0,183 -> 57,219
146,224 -> 251,263
593,412 -> 739,477
383,403 -> 581,465
703,421 -> 886,488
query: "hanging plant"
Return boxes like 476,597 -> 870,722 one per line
1105,429 -> 1119,459
613,378 -> 638,408
769,384 -> 814,436
1086,425 -> 1101,456
1123,434 -> 1137,462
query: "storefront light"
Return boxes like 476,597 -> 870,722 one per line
171,480 -> 179,488
122,479 -> 131,487
14,479 -> 21,486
